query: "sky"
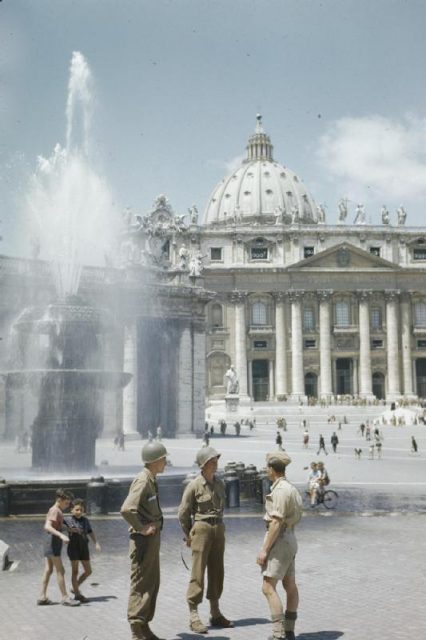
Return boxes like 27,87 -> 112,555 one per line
1,0 -> 426,258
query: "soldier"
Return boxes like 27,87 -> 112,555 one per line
256,452 -> 303,640
120,441 -> 168,640
178,446 -> 233,634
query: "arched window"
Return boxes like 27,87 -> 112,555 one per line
210,303 -> 223,329
252,301 -> 267,325
335,301 -> 350,326
303,307 -> 315,331
415,302 -> 426,326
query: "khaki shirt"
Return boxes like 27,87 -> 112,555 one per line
120,468 -> 163,533
178,474 -> 226,536
264,476 -> 302,529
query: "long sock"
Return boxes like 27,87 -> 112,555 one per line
284,610 -> 297,632
189,604 -> 200,621
272,613 -> 284,637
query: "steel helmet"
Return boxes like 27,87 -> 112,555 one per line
195,446 -> 221,468
141,441 -> 168,464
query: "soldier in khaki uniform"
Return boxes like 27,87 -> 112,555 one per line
178,446 -> 233,634
121,441 -> 168,640
256,452 -> 303,640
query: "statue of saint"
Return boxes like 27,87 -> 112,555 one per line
381,205 -> 390,225
178,243 -> 190,270
189,251 -> 204,277
317,204 -> 326,223
224,365 -> 239,394
354,204 -> 366,224
338,198 -> 348,222
397,205 -> 407,225
188,204 -> 199,225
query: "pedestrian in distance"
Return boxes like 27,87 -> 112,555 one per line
369,443 -> 375,459
256,451 -> 303,640
302,429 -> 309,449
276,431 -> 284,451
203,431 -> 210,447
37,488 -> 80,607
330,432 -> 339,453
359,423 -> 366,437
354,448 -> 362,459
120,440 -> 168,640
64,498 -> 101,602
234,420 -> 241,436
156,425 -> 163,441
317,434 -> 328,456
411,436 -> 418,453
178,446 -> 233,634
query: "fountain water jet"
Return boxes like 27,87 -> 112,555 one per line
4,52 -> 129,471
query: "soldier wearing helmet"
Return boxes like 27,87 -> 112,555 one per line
120,441 -> 168,640
178,446 -> 233,634
256,451 -> 303,640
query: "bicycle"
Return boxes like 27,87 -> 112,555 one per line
304,488 -> 338,510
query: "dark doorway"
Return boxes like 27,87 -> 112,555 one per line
372,372 -> 385,399
335,358 -> 352,395
305,372 -> 318,398
416,359 -> 426,398
252,359 -> 269,401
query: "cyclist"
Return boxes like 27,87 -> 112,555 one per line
317,461 -> 330,493
307,462 -> 321,507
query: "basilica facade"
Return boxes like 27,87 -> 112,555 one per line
192,117 -> 426,404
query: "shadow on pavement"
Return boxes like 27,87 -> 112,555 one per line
233,617 -> 270,627
298,632 -> 344,639
177,635 -> 230,640
86,594 -> 118,603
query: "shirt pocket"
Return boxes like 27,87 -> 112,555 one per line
195,493 -> 213,513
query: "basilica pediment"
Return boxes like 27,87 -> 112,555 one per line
287,242 -> 401,271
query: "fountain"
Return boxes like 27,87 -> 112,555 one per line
3,52 -> 130,471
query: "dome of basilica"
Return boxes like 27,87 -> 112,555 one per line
204,115 -> 318,226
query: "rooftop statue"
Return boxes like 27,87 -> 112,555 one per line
397,205 -> 407,225
381,205 -> 390,225
354,203 -> 366,225
317,204 -> 326,223
338,198 -> 348,222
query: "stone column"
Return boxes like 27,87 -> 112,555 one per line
290,291 -> 305,399
122,320 -> 139,437
401,293 -> 415,398
269,360 -> 274,400
274,292 -> 289,398
318,290 -> 333,398
232,292 -> 248,398
177,324 -> 193,435
358,291 -> 373,398
385,290 -> 401,399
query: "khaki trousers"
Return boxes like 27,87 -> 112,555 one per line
128,532 -> 160,626
187,521 -> 225,606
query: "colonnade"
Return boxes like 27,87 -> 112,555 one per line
229,289 -> 416,401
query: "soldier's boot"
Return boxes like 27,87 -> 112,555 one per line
209,599 -> 234,628
130,621 -> 164,640
189,608 -> 208,634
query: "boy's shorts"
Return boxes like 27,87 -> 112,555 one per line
44,534 -> 63,557
67,537 -> 90,562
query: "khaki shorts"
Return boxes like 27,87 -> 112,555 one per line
262,530 -> 297,580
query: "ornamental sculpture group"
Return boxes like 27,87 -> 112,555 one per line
336,199 -> 407,226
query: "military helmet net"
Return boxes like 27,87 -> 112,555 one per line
196,446 -> 221,468
141,441 -> 168,464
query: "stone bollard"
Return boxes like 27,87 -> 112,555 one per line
0,479 -> 10,517
224,461 -> 237,473
86,476 -> 107,515
224,470 -> 240,508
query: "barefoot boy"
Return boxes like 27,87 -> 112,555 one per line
38,488 -> 80,606
65,498 -> 101,602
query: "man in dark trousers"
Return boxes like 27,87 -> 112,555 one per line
121,441 -> 168,640
317,434 -> 328,455
330,431 -> 339,453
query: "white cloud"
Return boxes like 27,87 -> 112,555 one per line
317,114 -> 426,205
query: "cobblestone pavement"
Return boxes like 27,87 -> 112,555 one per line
1,511 -> 425,640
